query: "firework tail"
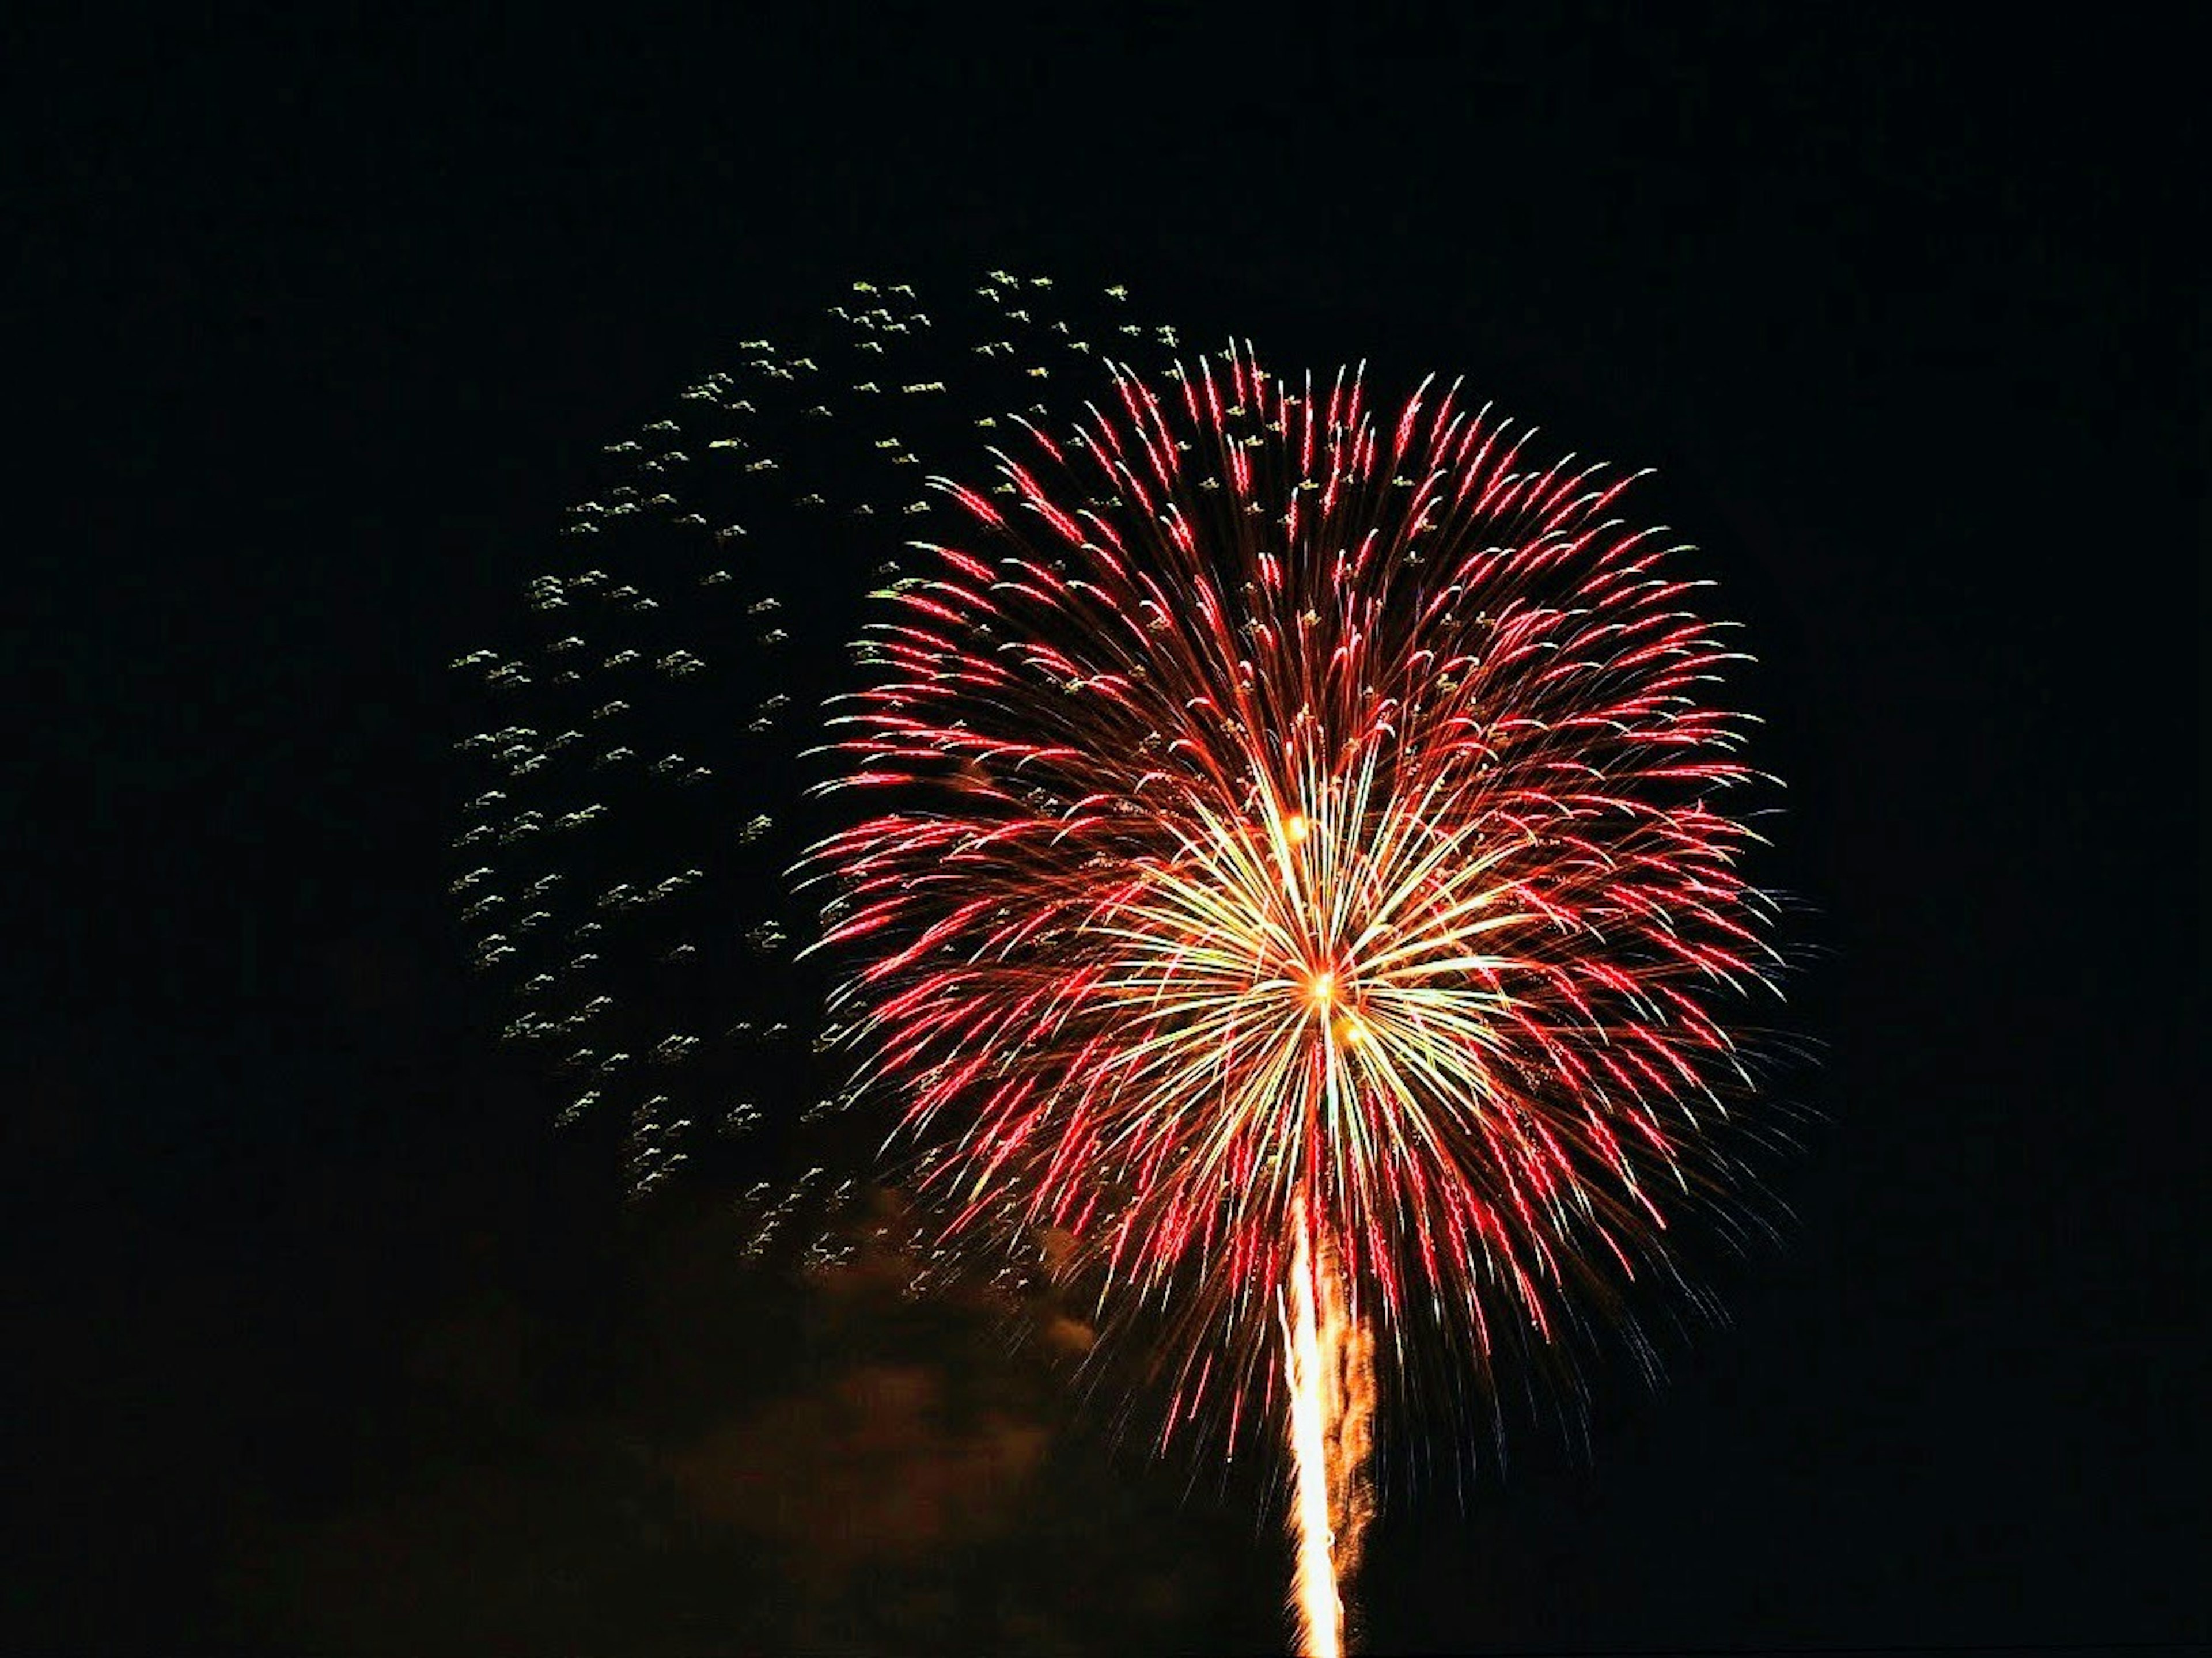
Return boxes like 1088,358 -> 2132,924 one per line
1286,1190 -> 1373,1656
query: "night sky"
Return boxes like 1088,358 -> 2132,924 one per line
14,10 -> 2200,1656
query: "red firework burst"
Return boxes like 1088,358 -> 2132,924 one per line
806,346 -> 1781,1449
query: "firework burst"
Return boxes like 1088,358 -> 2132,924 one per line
453,280 -> 1789,1654
806,346 -> 1783,1643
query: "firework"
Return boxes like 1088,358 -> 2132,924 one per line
453,283 -> 1785,1655
449,274 -> 1187,1215
805,346 -> 1782,1648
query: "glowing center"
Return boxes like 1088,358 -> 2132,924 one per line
1303,969 -> 1370,1047
1281,811 -> 1311,847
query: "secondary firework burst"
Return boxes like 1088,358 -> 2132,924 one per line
448,273 -> 1189,1217
805,345 -> 1783,1652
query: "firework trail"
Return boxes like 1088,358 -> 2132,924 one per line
1285,1192 -> 1371,1657
453,279 -> 1785,1653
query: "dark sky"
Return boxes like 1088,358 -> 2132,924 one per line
13,10 -> 2200,1656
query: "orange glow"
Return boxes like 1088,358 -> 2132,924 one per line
1281,811 -> 1310,846
1307,969 -> 1336,1007
1332,1012 -> 1369,1047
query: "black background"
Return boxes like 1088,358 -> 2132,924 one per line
12,9 -> 2200,1655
